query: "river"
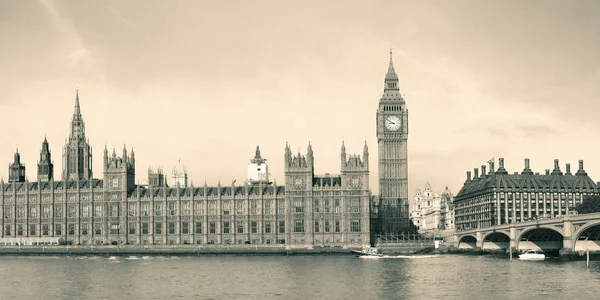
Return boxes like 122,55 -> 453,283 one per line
0,254 -> 598,299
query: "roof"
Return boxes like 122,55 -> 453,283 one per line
455,171 -> 599,202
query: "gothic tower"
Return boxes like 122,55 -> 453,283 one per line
37,136 -> 54,182
8,149 -> 26,183
62,89 -> 93,181
375,50 -> 410,234
103,145 -> 136,194
284,142 -> 314,243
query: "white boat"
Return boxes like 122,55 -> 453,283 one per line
351,246 -> 383,257
518,249 -> 545,261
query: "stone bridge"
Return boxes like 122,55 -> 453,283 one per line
455,212 -> 600,254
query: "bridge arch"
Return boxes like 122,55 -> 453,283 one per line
516,226 -> 564,252
573,221 -> 600,252
458,235 -> 477,249
482,231 -> 510,250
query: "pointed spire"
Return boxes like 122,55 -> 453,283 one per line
74,88 -> 81,116
384,48 -> 399,92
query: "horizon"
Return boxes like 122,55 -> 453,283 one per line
1,1 -> 600,196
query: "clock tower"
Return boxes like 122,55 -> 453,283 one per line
375,49 -> 409,234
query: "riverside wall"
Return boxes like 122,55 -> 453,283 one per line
0,245 -> 357,256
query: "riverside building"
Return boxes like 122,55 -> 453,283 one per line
0,91 -> 371,248
411,183 -> 454,235
454,158 -> 599,231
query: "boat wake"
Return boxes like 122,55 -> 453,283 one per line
359,254 -> 441,259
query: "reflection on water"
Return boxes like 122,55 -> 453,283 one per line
0,254 -> 599,300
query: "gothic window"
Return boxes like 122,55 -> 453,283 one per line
351,220 -> 361,232
264,222 -> 271,233
141,203 -> 149,216
16,206 -> 25,218
294,219 -> 304,233
168,222 -> 175,234
155,203 -> 162,216
314,220 -> 319,233
223,221 -> 230,234
251,221 -> 258,233
237,221 -> 244,234
181,221 -> 190,234
278,221 -> 285,234
236,201 -> 244,215
81,223 -> 88,235
168,202 -> 176,216
30,207 -> 37,218
181,201 -> 190,216
128,222 -> 136,235
128,204 -> 136,217
110,223 -> 120,234
152,222 -> 160,234
42,224 -> 49,236
81,204 -> 89,218
209,222 -> 216,234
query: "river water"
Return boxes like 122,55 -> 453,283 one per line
0,254 -> 598,300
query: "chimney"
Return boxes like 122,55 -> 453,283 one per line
496,158 -> 508,175
466,171 -> 472,183
481,165 -> 487,177
551,159 -> 563,175
545,169 -> 550,175
522,158 -> 533,175
474,168 -> 479,179
576,159 -> 587,176
566,163 -> 571,175
489,159 -> 495,173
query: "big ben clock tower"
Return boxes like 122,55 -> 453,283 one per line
375,49 -> 409,234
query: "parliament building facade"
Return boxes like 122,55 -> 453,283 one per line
0,93 -> 371,247
0,51 -> 413,247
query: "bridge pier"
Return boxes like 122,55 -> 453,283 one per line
476,231 -> 484,249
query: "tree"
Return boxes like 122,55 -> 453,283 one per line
574,195 -> 600,214
407,219 -> 419,234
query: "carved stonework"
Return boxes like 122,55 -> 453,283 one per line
574,224 -> 581,230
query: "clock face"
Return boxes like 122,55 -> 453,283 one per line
385,116 -> 401,131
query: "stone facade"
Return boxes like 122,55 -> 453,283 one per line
411,183 -> 454,235
454,158 -> 599,232
0,91 -> 371,248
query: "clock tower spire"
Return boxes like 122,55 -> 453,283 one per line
375,49 -> 409,236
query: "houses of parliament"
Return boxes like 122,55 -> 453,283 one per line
0,53 -> 410,247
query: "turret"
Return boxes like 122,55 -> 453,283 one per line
37,136 -> 54,182
8,148 -> 26,183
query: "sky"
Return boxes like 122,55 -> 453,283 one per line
1,0 -> 600,196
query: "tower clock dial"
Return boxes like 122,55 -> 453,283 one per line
385,116 -> 401,131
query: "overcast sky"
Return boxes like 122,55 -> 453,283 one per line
1,0 -> 599,196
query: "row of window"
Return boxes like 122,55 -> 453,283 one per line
3,219 -> 364,237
